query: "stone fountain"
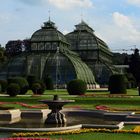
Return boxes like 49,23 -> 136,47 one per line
40,95 -> 75,125
39,47 -> 76,125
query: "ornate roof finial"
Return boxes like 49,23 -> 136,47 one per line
81,12 -> 83,22
48,10 -> 51,21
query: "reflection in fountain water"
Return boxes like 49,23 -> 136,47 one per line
0,115 -> 118,128
0,108 -> 126,133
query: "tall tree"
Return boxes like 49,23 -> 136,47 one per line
5,40 -> 22,57
129,49 -> 140,95
5,39 -> 31,57
0,45 -> 7,67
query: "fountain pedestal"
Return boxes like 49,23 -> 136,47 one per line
40,95 -> 74,125
46,108 -> 66,124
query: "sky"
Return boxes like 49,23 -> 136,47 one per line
0,0 -> 140,53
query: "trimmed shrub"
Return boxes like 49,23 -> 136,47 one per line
45,76 -> 54,90
126,73 -> 136,89
108,74 -> 127,94
8,77 -> 29,94
67,79 -> 87,95
31,83 -> 43,95
7,83 -> 20,97
34,80 -> 46,93
0,80 -> 8,92
27,75 -> 36,88
0,84 -> 1,92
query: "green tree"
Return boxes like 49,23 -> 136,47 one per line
45,75 -> 54,90
129,49 -> 140,95
0,45 -> 7,66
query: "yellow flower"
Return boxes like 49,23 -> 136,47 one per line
12,128 -> 140,137
134,126 -> 140,131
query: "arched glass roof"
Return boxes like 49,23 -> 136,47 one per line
66,20 -> 112,55
31,20 -> 68,44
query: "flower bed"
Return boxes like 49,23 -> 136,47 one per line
0,102 -> 48,109
95,105 -> 140,112
79,94 -> 133,98
134,126 -> 140,131
12,128 -> 140,137
0,138 -> 68,140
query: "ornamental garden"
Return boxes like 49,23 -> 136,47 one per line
0,19 -> 140,140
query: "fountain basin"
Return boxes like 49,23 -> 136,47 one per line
0,124 -> 82,132
0,109 -> 21,121
0,109 -> 127,132
39,100 -> 75,108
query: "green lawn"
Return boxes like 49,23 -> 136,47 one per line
48,133 -> 140,140
1,132 -> 140,140
0,89 -> 140,110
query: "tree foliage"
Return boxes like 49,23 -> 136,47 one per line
0,45 -> 7,64
108,74 -> 127,94
129,49 -> 140,95
5,39 -> 31,57
5,40 -> 22,57
67,79 -> 87,95
45,75 -> 54,90
7,83 -> 20,97
129,49 -> 140,84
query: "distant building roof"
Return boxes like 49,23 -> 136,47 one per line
75,20 -> 94,33
66,20 -> 111,54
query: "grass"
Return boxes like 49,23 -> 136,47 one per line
0,89 -> 140,110
48,133 -> 140,140
123,125 -> 136,130
1,132 -> 140,140
0,95 -> 140,110
0,88 -> 140,139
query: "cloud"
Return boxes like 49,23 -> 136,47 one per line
17,0 -> 43,5
17,0 -> 93,9
112,12 -> 140,42
0,15 -> 9,22
63,30 -> 69,35
113,12 -> 132,28
0,13 -> 16,24
48,0 -> 93,10
94,12 -> 140,51
127,0 -> 140,6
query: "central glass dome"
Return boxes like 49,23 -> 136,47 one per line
30,20 -> 69,52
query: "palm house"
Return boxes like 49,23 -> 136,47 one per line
0,20 -> 97,88
66,20 -> 117,84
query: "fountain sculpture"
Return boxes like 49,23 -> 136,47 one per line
39,47 -> 75,125
40,95 -> 74,125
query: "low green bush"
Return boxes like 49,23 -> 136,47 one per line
0,84 -> 1,92
34,80 -> 46,93
108,74 -> 127,94
31,83 -> 43,95
8,77 -> 29,94
7,83 -> 20,97
45,76 -> 54,90
0,80 -> 8,92
67,79 -> 87,95
27,75 -> 36,88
